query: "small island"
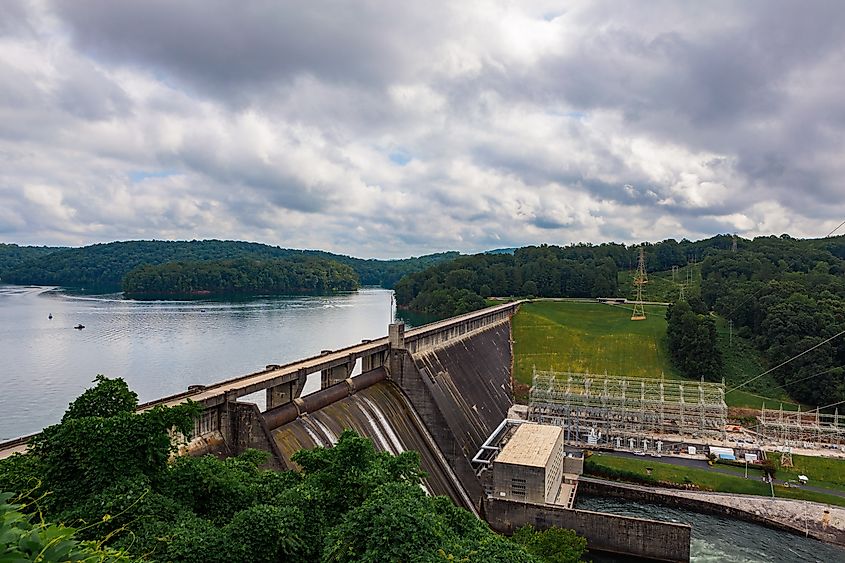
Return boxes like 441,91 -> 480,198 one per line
122,256 -> 359,299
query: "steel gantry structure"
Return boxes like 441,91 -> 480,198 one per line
528,370 -> 727,446
757,405 -> 845,448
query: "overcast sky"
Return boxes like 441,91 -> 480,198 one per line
1,1 -> 844,258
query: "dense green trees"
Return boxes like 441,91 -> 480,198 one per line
122,257 -> 359,298
700,235 -> 845,406
511,524 -> 588,563
0,493 -> 132,562
666,301 -> 723,381
0,377 -> 585,562
0,243 -> 58,276
0,240 -> 457,291
395,246 -> 621,317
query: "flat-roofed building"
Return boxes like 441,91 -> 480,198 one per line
492,423 -> 566,504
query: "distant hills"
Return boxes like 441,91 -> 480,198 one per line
484,247 -> 517,255
0,240 -> 459,291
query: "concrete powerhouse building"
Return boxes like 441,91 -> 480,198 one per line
481,422 -> 582,507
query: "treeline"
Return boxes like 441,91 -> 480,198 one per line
700,235 -> 845,406
0,239 -> 457,291
393,236 -> 751,318
0,376 -> 585,562
0,243 -> 58,274
395,246 -> 621,317
122,257 -> 359,298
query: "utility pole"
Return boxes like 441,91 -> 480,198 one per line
631,247 -> 647,321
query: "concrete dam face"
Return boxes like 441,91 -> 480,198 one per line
265,317 -> 515,511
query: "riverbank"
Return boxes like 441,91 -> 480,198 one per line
579,476 -> 845,547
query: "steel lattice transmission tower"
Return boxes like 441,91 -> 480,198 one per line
631,247 -> 647,320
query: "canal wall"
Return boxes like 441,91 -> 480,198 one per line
483,496 -> 691,562
579,477 -> 845,547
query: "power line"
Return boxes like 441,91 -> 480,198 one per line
826,219 -> 845,238
726,329 -> 845,394
778,365 -> 842,389
815,396 -> 845,412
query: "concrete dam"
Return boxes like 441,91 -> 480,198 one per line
264,316 -> 515,513
0,301 -> 691,561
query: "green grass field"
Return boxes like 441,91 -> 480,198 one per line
512,301 -> 680,401
511,300 -> 802,409
588,453 -> 845,507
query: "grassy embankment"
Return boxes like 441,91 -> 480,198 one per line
511,299 -> 801,410
587,453 -> 845,507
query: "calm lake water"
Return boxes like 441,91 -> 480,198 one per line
0,285 -> 408,440
576,495 -> 845,562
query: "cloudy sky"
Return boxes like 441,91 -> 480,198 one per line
1,1 -> 844,258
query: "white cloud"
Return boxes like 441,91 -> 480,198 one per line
0,1 -> 843,256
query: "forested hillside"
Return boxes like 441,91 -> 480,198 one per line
700,235 -> 845,407
393,238 -> 741,317
396,234 -> 845,409
0,243 -> 59,274
123,257 -> 359,298
394,246 -> 620,317
0,240 -> 457,291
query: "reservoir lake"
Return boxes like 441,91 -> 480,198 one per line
0,284 -> 404,440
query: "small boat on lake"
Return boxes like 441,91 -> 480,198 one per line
48,313 -> 53,319
74,324 -> 85,330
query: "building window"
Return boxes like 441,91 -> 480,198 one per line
511,477 -> 526,497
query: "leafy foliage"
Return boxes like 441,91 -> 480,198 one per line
666,301 -> 723,381
0,378 -> 586,562
0,243 -> 59,282
700,234 -> 845,405
0,492 -> 132,562
122,257 -> 359,298
62,375 -> 139,422
511,524 -> 588,563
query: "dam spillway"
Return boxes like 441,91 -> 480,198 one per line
269,379 -> 474,511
